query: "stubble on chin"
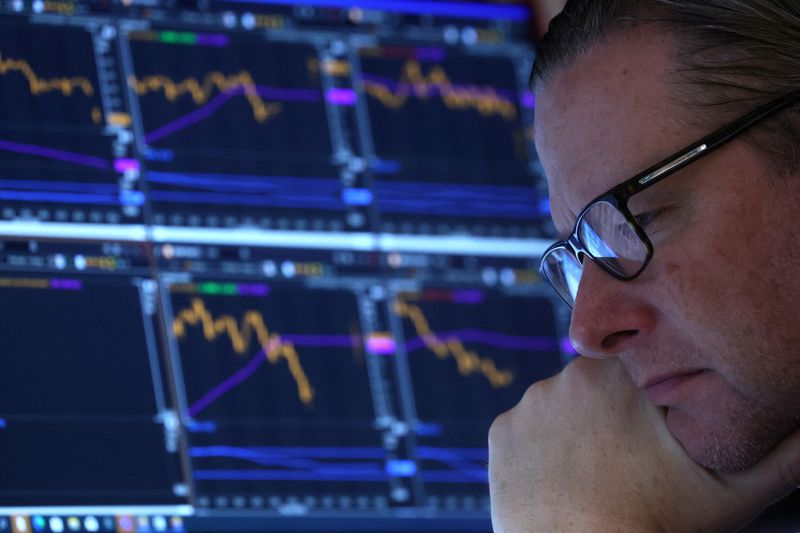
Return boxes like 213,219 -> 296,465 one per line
666,398 -> 796,474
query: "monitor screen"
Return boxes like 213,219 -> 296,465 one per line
0,1 -> 570,531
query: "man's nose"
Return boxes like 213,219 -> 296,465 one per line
568,259 -> 655,358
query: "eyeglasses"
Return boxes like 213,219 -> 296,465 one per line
539,90 -> 800,309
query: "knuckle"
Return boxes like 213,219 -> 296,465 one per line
522,381 -> 541,402
488,411 -> 510,448
520,379 -> 549,406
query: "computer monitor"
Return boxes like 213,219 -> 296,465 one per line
0,1 -> 570,531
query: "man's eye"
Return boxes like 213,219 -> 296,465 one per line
633,208 -> 665,229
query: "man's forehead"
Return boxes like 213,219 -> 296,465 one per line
534,28 -> 683,233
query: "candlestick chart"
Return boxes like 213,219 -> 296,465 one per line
0,21 -> 128,224
358,46 -> 547,236
169,282 -> 387,505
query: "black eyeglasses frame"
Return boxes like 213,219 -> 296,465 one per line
539,90 -> 800,308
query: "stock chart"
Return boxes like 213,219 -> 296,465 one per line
0,18 -> 143,226
359,45 -> 547,236
128,30 -> 350,231
0,273 -> 183,505
0,0 -> 570,530
167,281 -> 389,508
392,287 -> 562,504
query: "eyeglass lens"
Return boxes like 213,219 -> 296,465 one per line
544,201 -> 649,306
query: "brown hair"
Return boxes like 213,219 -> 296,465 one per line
531,0 -> 800,173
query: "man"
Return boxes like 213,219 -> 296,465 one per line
489,1 -> 800,530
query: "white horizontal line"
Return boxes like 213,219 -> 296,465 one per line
0,222 -> 148,241
0,505 -> 194,515
150,226 -> 379,250
0,223 -> 552,257
378,234 -> 551,257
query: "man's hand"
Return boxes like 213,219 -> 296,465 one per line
488,357 -> 800,532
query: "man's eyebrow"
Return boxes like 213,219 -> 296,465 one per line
628,178 -> 686,211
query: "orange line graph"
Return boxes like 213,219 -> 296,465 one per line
363,60 -> 517,121
172,298 -> 314,405
128,70 -> 283,122
394,297 -> 514,388
0,51 -> 95,97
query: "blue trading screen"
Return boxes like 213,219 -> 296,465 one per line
0,1 -> 570,531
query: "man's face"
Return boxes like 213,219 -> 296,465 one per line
535,27 -> 800,472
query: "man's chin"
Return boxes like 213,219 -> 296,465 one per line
664,406 -> 778,473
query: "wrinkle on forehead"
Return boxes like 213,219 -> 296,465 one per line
534,27 -> 688,234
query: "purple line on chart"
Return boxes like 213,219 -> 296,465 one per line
186,334 -> 357,417
404,329 -> 559,353
188,349 -> 266,417
0,139 -> 110,170
280,334 -> 356,347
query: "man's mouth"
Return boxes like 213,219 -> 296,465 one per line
643,369 -> 708,405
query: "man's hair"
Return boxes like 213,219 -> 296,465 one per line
531,0 -> 800,173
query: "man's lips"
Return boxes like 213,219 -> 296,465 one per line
642,369 -> 708,405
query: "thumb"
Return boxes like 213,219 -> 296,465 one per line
723,425 -> 800,511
